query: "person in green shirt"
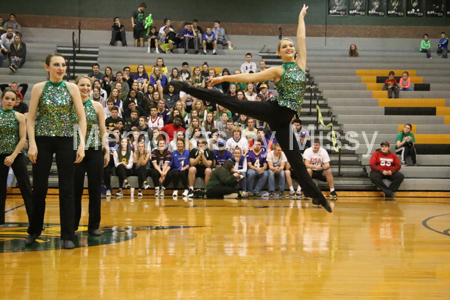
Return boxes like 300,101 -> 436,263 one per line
395,123 -> 417,166
206,160 -> 243,199
420,34 -> 432,59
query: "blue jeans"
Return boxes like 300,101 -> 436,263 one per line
268,170 -> 285,192
236,173 -> 247,191
0,52 -> 10,67
11,57 -> 25,68
247,169 -> 268,193
400,87 -> 412,91
420,49 -> 431,58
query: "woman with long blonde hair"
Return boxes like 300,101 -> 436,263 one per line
171,5 -> 331,212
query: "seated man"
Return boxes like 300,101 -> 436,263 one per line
156,99 -> 171,124
88,63 -> 105,84
202,26 -> 217,55
212,21 -> 232,49
242,117 -> 258,142
303,139 -> 338,200
182,23 -> 199,54
112,71 -> 130,93
240,53 -> 257,74
180,62 -> 191,81
226,127 -> 249,154
259,83 -> 274,100
110,17 -> 127,46
4,14 -> 21,34
148,106 -> 164,131
369,141 -> 404,198
188,138 -> 213,196
0,27 -> 15,68
159,26 -> 177,54
213,141 -> 233,167
123,101 -> 147,120
160,115 -> 186,141
267,143 -> 287,197
0,81 -> 28,101
105,106 -> 123,128
395,123 -> 417,166
246,139 -> 269,197
124,109 -> 140,132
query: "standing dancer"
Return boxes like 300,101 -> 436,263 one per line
0,90 -> 33,224
25,53 -> 87,249
74,76 -> 110,236
172,5 -> 331,212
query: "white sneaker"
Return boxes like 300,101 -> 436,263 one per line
155,48 -> 159,53
137,191 -> 143,197
260,191 -> 270,198
144,184 -> 150,190
182,189 -> 189,197
155,187 -> 160,196
147,49 -> 150,53
172,190 -> 178,197
159,187 -> 165,196
289,190 -> 295,197
106,190 -> 111,196
115,190 -> 123,197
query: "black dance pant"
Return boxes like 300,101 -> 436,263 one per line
28,137 -> 76,241
74,148 -> 103,232
180,85 -> 328,203
206,186 -> 239,199
168,169 -> 188,189
149,168 -> 173,188
0,153 -> 33,224
115,164 -> 134,188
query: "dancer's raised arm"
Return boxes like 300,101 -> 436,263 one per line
296,4 -> 308,71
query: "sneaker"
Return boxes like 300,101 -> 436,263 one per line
296,191 -> 305,199
115,190 -> 123,197
195,51 -> 199,55
241,191 -> 249,198
182,189 -> 189,197
144,183 -> 150,190
184,50 -> 188,54
260,191 -> 270,198
247,192 -> 255,198
172,190 -> 178,197
278,191 -> 285,198
212,52 -> 217,55
187,188 -> 194,198
330,191 -> 338,201
137,191 -> 143,197
203,51 -> 207,55
155,48 -> 159,53
254,192 -> 262,198
155,187 -> 160,196
147,49 -> 150,53
412,163 -> 418,166
401,161 -> 407,166
159,187 -> 165,196
123,182 -> 131,189
106,189 -> 111,196
9,65 -> 16,73
268,191 -> 275,198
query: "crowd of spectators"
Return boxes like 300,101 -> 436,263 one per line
0,14 -> 25,73
109,2 -> 234,54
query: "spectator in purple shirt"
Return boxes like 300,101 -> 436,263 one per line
246,139 -> 269,197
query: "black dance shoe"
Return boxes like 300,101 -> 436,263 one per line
25,234 -> 40,245
312,197 -> 333,213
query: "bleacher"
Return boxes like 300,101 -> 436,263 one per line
5,28 -> 450,192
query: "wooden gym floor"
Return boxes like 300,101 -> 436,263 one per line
1,193 -> 450,299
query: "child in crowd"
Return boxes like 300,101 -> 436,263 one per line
399,71 -> 411,91
384,71 -> 399,99
437,32 -> 449,59
349,44 -> 359,57
420,34 -> 432,59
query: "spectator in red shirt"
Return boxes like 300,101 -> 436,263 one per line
160,115 -> 186,141
369,141 -> 404,198
384,71 -> 399,99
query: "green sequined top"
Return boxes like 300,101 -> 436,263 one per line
82,99 -> 102,149
35,81 -> 78,137
268,62 -> 306,116
0,110 -> 19,154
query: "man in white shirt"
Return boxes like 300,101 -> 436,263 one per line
303,139 -> 337,200
0,27 -> 15,67
159,19 -> 174,34
240,53 -> 257,74
242,117 -> 258,142
148,107 -> 164,130
267,143 -> 287,197
226,127 -> 249,154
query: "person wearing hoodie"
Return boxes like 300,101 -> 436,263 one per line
369,141 -> 404,199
